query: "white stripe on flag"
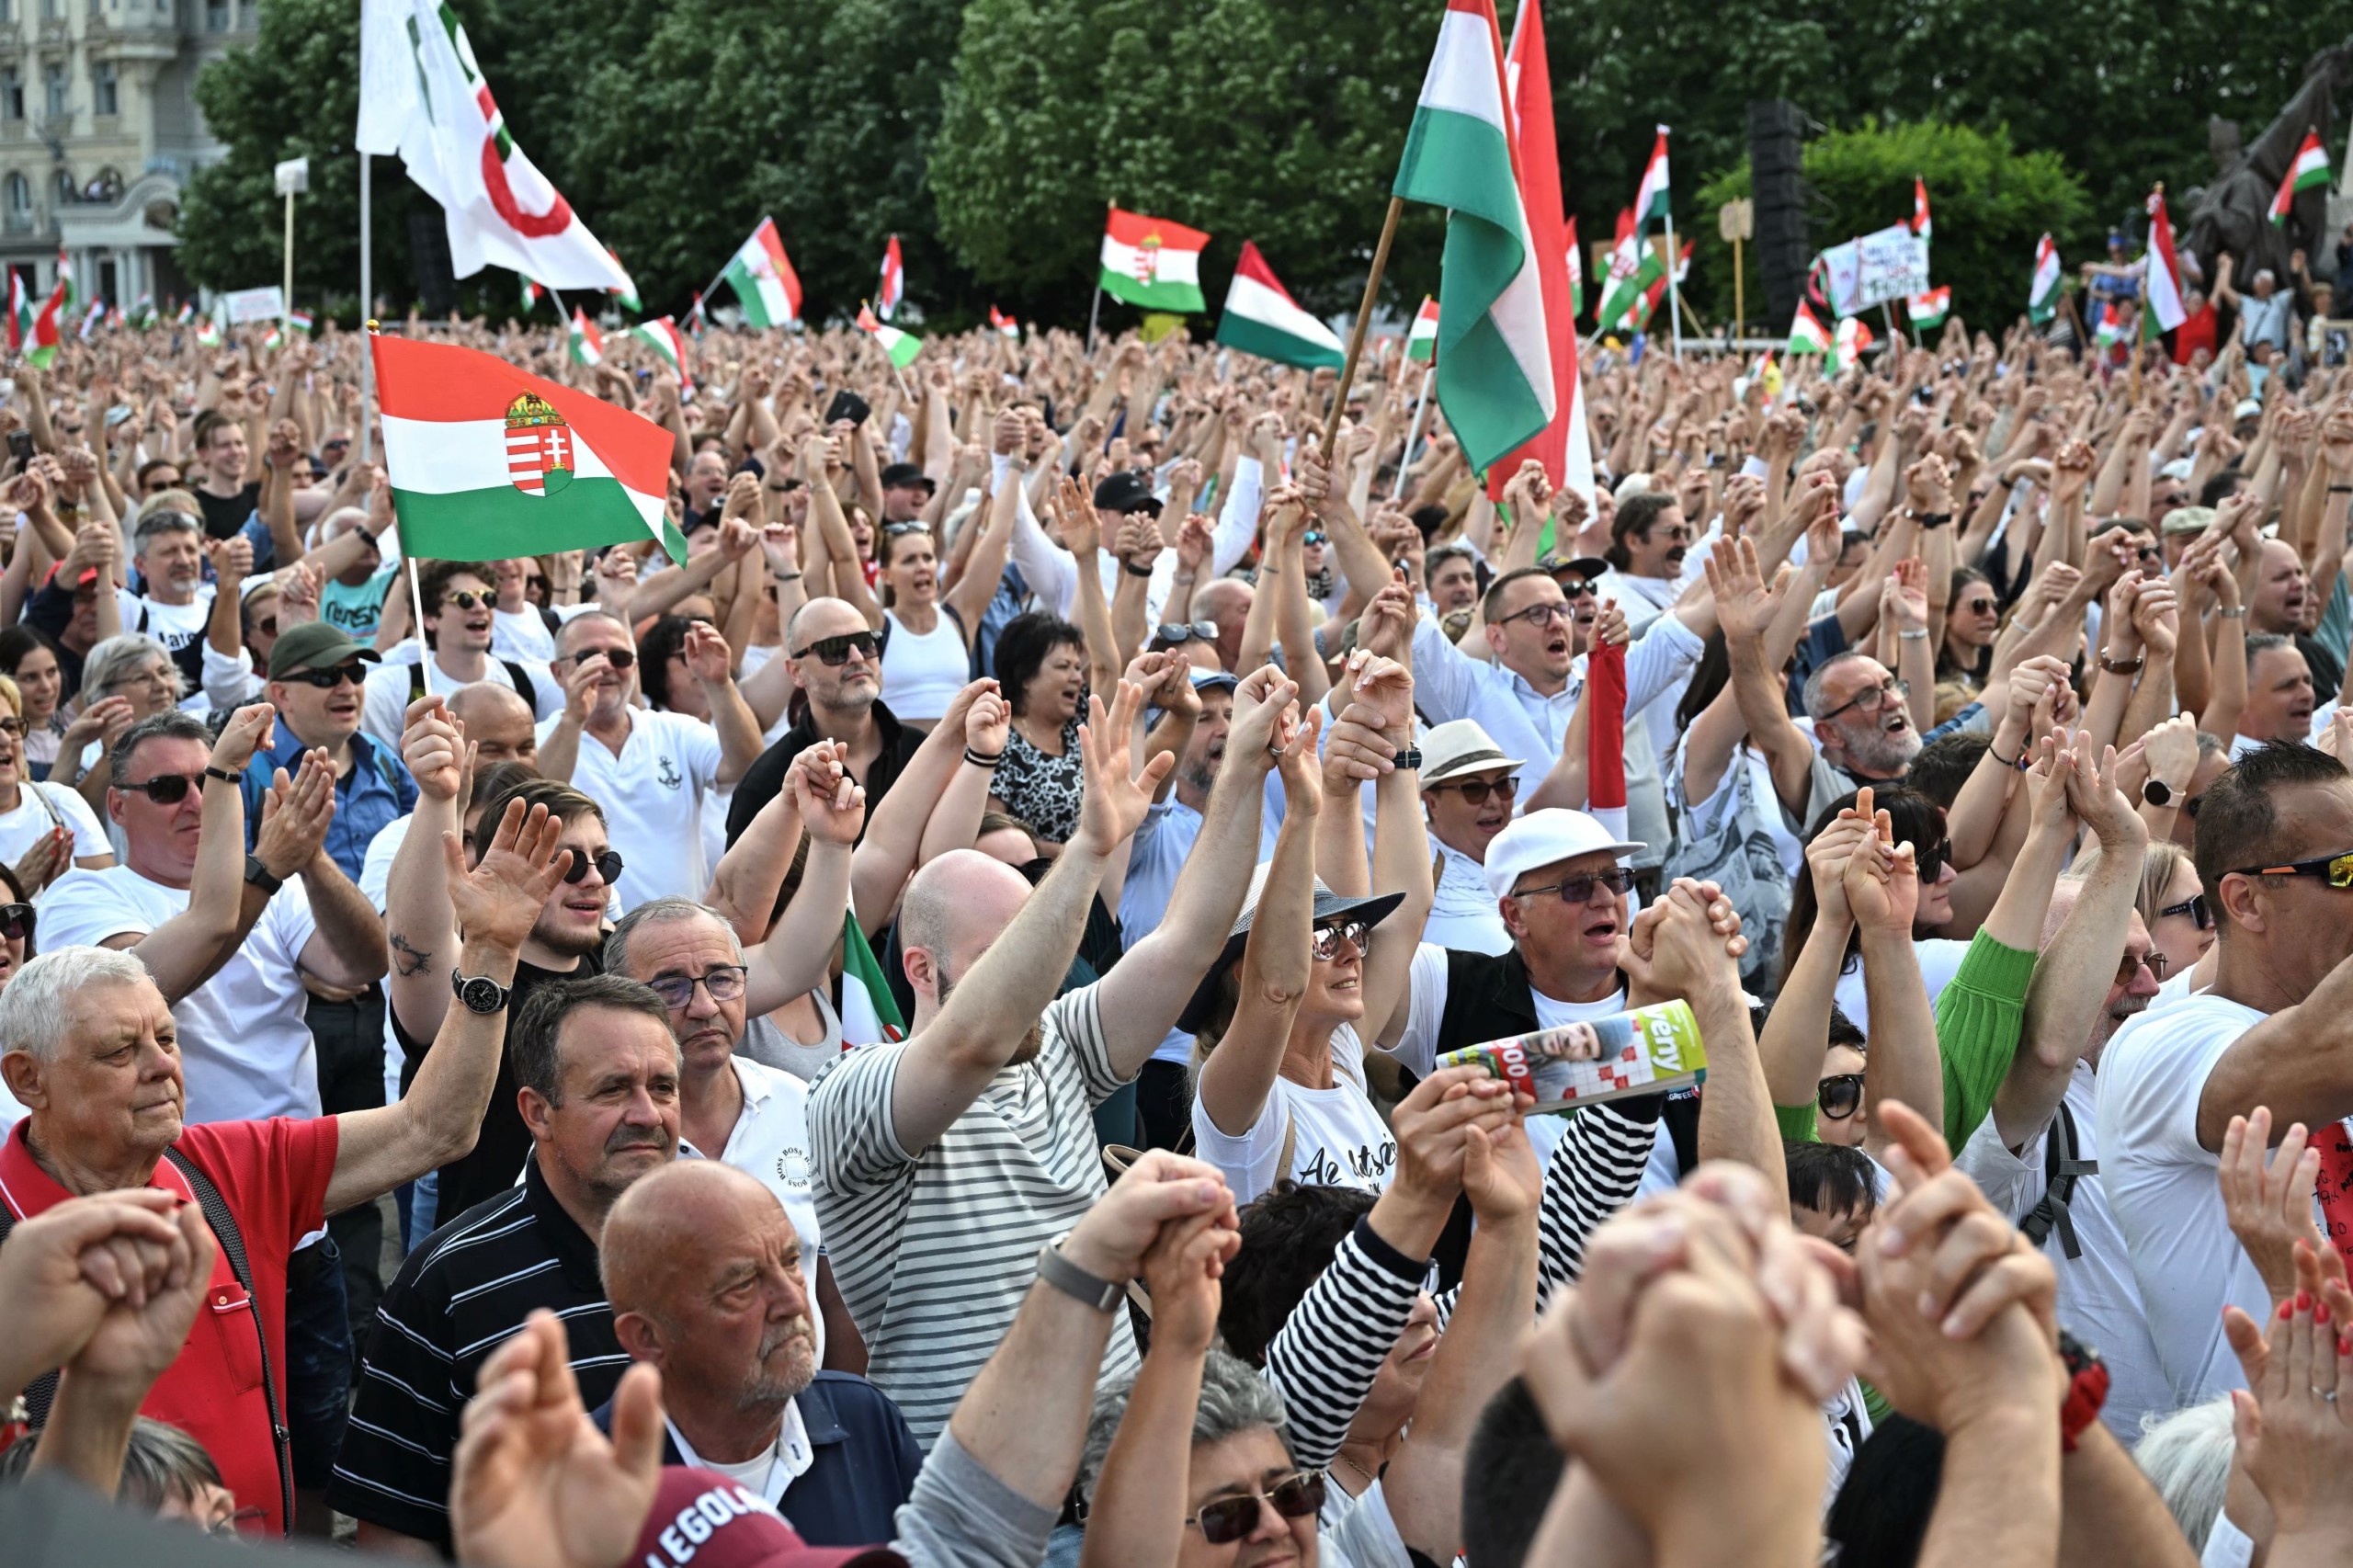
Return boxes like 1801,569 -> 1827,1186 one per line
1099,237 -> 1201,287
1226,274 -> 1342,351
387,414 -> 622,494
1417,10 -> 1510,130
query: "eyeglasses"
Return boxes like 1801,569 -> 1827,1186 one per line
2116,949 -> 2170,986
560,848 -> 625,886
1912,838 -> 1950,885
644,964 -> 748,1010
285,661 -> 368,689
321,438 -> 350,452
1430,775 -> 1517,807
1817,1073 -> 1865,1120
0,717 -> 20,739
2228,849 -> 2353,891
1310,920 -> 1370,961
1960,597 -> 1997,614
1511,868 -> 1637,905
1154,621 -> 1219,645
882,522 -> 929,538
793,631 -> 879,665
1817,677 -> 1910,723
2157,893 -> 2212,931
0,902 -> 33,945
564,646 -> 636,670
118,772 -> 208,804
439,591 -> 490,612
1185,1471 -> 1327,1546
1497,600 -> 1574,630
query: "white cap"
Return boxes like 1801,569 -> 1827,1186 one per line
1483,808 -> 1645,903
2234,398 -> 2263,421
1420,719 -> 1526,789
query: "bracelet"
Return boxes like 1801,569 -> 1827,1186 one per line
1122,561 -> 1154,578
1988,744 -> 2020,768
1912,510 -> 1953,528
1896,629 -> 1929,641
2217,605 -> 2248,618
772,570 -> 803,583
964,747 -> 1003,768
202,765 -> 243,785
2330,484 -> 2353,494
2097,651 -> 2145,675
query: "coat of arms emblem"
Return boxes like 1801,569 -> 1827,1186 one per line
504,392 -> 574,497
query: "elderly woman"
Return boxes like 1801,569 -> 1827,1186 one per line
989,611 -> 1095,848
51,631 -> 184,819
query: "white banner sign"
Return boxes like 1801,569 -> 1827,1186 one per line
223,285 -> 286,324
274,155 -> 310,196
1817,224 -> 1930,316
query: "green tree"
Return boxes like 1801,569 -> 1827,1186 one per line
1693,121 -> 2090,338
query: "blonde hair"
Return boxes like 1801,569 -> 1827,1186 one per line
0,673 -> 20,719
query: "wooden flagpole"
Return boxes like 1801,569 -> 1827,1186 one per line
1324,197 -> 1406,454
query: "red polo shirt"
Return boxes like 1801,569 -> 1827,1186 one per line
0,1115 -> 339,1536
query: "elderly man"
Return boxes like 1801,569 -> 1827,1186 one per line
0,769 -> 572,1536
808,673 -> 1278,1447
724,597 -> 926,845
2233,636 -> 2318,753
594,1163 -> 922,1542
1727,626 -> 1923,832
115,508 -> 216,692
1417,719 -> 1525,955
331,967 -> 684,1554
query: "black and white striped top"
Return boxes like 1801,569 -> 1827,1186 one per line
325,1156 -> 630,1547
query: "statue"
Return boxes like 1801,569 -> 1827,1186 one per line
2183,37 -> 2353,290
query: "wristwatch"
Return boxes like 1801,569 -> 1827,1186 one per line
2142,778 -> 2177,808
450,967 -> 513,1017
1392,746 -> 1424,770
1036,1236 -> 1122,1312
242,854 -> 282,895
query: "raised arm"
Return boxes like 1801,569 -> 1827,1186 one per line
1758,816 -> 1868,1111
381,697 -> 467,1043
110,704 -> 274,1001
1625,879 -> 1783,1199
1845,791 -> 1940,1156
1707,536 -> 1815,817
742,744 -> 866,1017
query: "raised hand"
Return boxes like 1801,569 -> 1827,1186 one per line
1704,535 -> 1780,645
254,748 -> 338,879
2060,729 -> 2143,851
0,1189 -> 208,1395
1073,678 -> 1177,857
1270,701 -> 1324,816
1392,1064 -> 1520,1209
402,697 -> 467,804
2217,1107 -> 2325,1306
962,680 -> 1012,756
278,560 -> 323,628
1842,802 -> 1921,935
1223,665 -> 1302,773
1139,1210 -> 1244,1358
1804,799 -> 1877,931
1059,1148 -> 1238,1286
207,700 -> 278,775
1337,649 -> 1413,742
787,738 -> 866,843
60,1196 -> 216,1398
1621,878 -> 1747,1010
680,620 -> 733,686
446,797 -> 574,954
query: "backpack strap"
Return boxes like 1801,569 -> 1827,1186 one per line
2018,1101 -> 2097,1260
409,662 -> 426,704
501,659 -> 538,710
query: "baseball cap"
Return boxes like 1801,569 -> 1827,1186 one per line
1482,809 -> 1644,903
2234,398 -> 2263,422
1176,861 -> 1405,1035
267,620 -> 381,680
1094,470 -> 1163,517
1190,668 -> 1238,693
2160,505 -> 2216,539
1419,719 -> 1524,790
635,1468 -> 904,1568
878,461 -> 935,495
1539,553 -> 1609,585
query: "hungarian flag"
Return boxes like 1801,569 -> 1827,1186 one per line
608,247 -> 640,312
1912,176 -> 1932,243
1406,295 -> 1439,361
6,272 -> 28,351
1594,209 -> 1652,334
1214,241 -> 1344,369
263,324 -> 284,353
723,217 -> 801,328
1786,301 -> 1831,356
1392,0 -> 1554,476
290,310 -> 315,333
1585,639 -> 1628,843
174,300 -> 194,327
2029,233 -> 2062,324
1906,286 -> 1950,330
685,290 -> 707,337
1636,240 -> 1689,325
131,293 -> 156,328
987,304 -> 1020,338
1633,126 -> 1671,233
628,316 -> 692,391
28,280 -> 68,369
78,301 -> 104,341
371,332 -> 686,565
838,912 -> 905,1044
857,304 -> 920,369
519,274 -> 541,311
567,306 -> 603,367
53,245 -> 70,312
1831,314 -> 1874,373
1563,215 -> 1582,319
2269,132 -> 2330,225
2142,187 -> 2187,338
876,233 -> 904,320
1099,208 -> 1210,313
195,316 -> 222,349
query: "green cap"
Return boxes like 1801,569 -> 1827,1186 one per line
267,620 -> 381,681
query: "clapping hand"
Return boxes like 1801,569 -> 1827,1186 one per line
1072,678 -> 1177,858
445,797 -> 574,955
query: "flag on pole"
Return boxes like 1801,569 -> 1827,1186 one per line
1757,350 -> 1783,399
53,245 -> 71,312
174,300 -> 194,327
838,912 -> 905,1043
1392,0 -> 1555,477
876,233 -> 904,320
1098,209 -> 1210,313
1830,314 -> 1874,373
1594,210 -> 1652,334
2029,234 -> 2063,324
1632,127 -> 1671,233
988,304 -> 1020,339
289,310 -> 315,333
131,293 -> 155,328
356,0 -> 634,293
1637,240 -> 1689,324
7,273 -> 28,351
607,247 -> 640,312
627,317 -> 691,391
2142,187 -> 2187,338
519,274 -> 541,312
1786,301 -> 1833,356
1214,241 -> 1345,369
1912,176 -> 1932,243
370,332 -> 687,565
722,218 -> 802,327
1406,295 -> 1439,361
1493,0 -> 1591,507
856,304 -> 921,369
1563,215 -> 1582,319
195,316 -> 221,349
27,280 -> 65,368
2269,131 -> 2330,225
78,300 -> 103,341
685,291 -> 707,336
1906,286 -> 1950,330
567,306 -> 604,367
264,325 -> 284,353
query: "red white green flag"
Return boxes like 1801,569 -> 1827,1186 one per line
627,316 -> 692,391
988,304 -> 1019,338
1098,209 -> 1210,313
1633,127 -> 1671,232
2142,188 -> 2187,337
2270,132 -> 2330,225
1787,299 -> 1832,356
371,332 -> 685,564
1831,314 -> 1873,373
2029,233 -> 2062,324
1912,176 -> 1932,244
1214,241 -> 1344,369
27,279 -> 64,369
1406,295 -> 1439,361
1594,209 -> 1649,333
568,306 -> 603,367
857,304 -> 920,369
1563,215 -> 1582,320
1906,286 -> 1950,329
876,234 -> 904,321
6,273 -> 27,350
723,218 -> 801,328
1493,0 -> 1590,509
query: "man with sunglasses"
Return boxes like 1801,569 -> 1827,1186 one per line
1417,719 -> 1524,955
361,562 -> 561,748
723,597 -> 926,848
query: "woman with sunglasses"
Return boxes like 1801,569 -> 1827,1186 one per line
875,508 -> 1003,728
2137,839 -> 2216,1002
0,674 -> 111,892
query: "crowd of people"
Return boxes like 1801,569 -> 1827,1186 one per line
1,291 -> 2352,1568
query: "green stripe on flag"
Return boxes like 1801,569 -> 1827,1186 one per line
1214,312 -> 1344,370
840,911 -> 905,1039
391,480 -> 687,563
1394,108 -> 1525,239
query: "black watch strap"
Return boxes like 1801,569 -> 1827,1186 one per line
242,854 -> 282,894
450,967 -> 513,1016
1392,746 -> 1424,770
203,765 -> 244,785
1036,1239 -> 1121,1312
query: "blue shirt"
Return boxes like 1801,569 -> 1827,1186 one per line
593,1370 -> 923,1548
242,726 -> 417,880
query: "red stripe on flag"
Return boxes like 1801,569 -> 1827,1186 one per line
1586,640 -> 1627,813
372,334 -> 672,499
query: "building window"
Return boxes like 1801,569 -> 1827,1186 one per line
52,168 -> 72,205
4,175 -> 28,221
1,71 -> 20,120
93,62 -> 115,116
42,64 -> 65,119
204,0 -> 226,28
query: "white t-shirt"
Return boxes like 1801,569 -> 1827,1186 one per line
2095,994 -> 2277,1406
1832,937 -> 1972,1038
537,707 -> 722,909
492,606 -> 557,664
361,653 -> 561,748
40,864 -> 321,1124
878,608 -> 970,723
117,586 -> 214,664
1192,1029 -> 1398,1204
360,813 -> 412,1105
0,781 -> 108,871
681,1055 -> 826,1363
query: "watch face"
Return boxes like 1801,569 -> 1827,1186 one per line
2143,780 -> 2172,807
459,976 -> 506,1014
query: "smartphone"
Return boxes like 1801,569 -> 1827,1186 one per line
6,430 -> 31,465
824,389 -> 870,428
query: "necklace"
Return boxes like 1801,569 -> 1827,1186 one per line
1331,1453 -> 1378,1494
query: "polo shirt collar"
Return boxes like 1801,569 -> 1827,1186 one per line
521,1153 -> 605,1294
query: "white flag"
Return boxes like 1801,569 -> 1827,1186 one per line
357,0 -> 632,294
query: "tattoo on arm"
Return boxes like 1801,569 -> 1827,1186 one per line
389,931 -> 432,978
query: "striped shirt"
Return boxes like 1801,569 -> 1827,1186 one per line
326,1156 -> 630,1546
807,983 -> 1138,1449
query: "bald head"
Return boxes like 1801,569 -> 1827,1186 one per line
449,680 -> 540,766
900,850 -> 1041,1064
601,1160 -> 776,1322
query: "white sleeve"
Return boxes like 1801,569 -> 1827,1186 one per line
1211,457 -> 1265,578
1407,607 -> 1483,725
995,452 -> 1075,617
360,667 -> 408,749
41,784 -> 109,860
1381,943 -> 1450,1078
1625,612 -> 1704,715
199,640 -> 258,714
37,874 -> 148,949
1191,1077 -> 1290,1197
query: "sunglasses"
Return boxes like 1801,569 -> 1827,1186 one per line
1154,621 -> 1219,645
793,631 -> 879,665
1558,579 -> 1598,600
882,521 -> 929,538
1912,838 -> 1949,885
0,902 -> 32,945
1511,868 -> 1637,905
645,963 -> 747,1010
2157,893 -> 2212,931
285,661 -> 368,689
1186,1472 -> 1327,1546
566,646 -> 636,670
562,848 -> 625,886
119,772 -> 207,804
2117,949 -> 2170,986
1302,530 -> 1328,547
1817,1073 -> 1865,1120
1310,920 -> 1370,961
2228,849 -> 2353,891
439,591 -> 491,612
1431,775 -> 1517,807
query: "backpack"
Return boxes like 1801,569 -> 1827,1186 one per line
2018,1100 -> 2097,1260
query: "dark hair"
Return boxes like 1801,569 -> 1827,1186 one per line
0,624 -> 60,685
509,974 -> 674,1104
2192,743 -> 2350,931
976,810 -> 1042,858
991,611 -> 1086,717
1480,564 -> 1555,624
1904,732 -> 1989,808
1824,1415 -> 1946,1568
1826,1002 -> 1866,1051
1937,567 -> 1995,684
1786,1140 -> 1879,1219
634,615 -> 702,710
2198,466 -> 2244,510
1674,631 -> 1732,733
417,560 -> 494,648
1217,1182 -> 1377,1367
468,760 -> 540,825
2244,631 -> 2298,670
133,457 -> 181,490
1607,491 -> 1677,571
470,778 -> 605,864
1779,786 -> 1949,992
1409,503 -> 1450,541
1462,1379 -> 1565,1568
108,709 -> 209,788
191,409 -> 237,452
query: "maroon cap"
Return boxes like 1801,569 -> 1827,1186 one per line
634,1468 -> 907,1568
